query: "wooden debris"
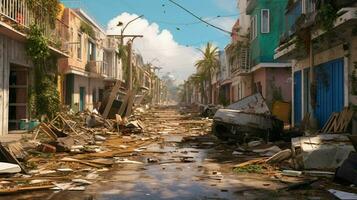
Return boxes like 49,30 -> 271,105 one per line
0,185 -> 55,195
0,143 -> 27,173
234,158 -> 268,168
61,157 -> 104,168
320,107 -> 354,134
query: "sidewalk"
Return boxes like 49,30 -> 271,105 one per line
0,133 -> 32,144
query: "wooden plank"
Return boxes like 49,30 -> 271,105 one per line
0,185 -> 54,195
233,158 -> 267,168
341,109 -> 354,132
58,114 -> 79,135
326,113 -> 339,133
334,108 -> 348,132
321,113 -> 335,133
124,90 -> 135,117
60,157 -> 103,168
39,123 -> 58,140
118,90 -> 131,116
102,81 -> 122,119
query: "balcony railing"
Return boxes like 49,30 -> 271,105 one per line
230,47 -> 250,75
0,0 -> 69,53
87,61 -> 108,77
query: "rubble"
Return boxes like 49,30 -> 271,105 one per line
0,105 -> 155,195
328,189 -> 357,200
291,134 -> 354,170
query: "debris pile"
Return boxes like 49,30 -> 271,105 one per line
0,107 -> 149,195
230,106 -> 357,198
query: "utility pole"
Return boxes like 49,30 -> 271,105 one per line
102,15 -> 143,118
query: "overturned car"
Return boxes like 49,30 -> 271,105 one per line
212,93 -> 283,143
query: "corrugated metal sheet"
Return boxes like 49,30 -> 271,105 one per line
294,71 -> 302,126
314,58 -> 344,128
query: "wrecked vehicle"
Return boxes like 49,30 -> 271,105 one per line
212,93 -> 283,143
201,104 -> 222,118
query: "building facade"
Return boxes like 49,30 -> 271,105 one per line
58,8 -> 123,112
275,0 -> 357,128
0,1 -> 68,135
246,0 -> 292,108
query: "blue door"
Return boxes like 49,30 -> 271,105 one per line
294,71 -> 302,126
314,58 -> 344,128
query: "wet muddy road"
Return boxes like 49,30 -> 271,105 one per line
3,107 -> 335,200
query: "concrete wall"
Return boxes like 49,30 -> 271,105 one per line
253,68 -> 267,97
237,0 -> 250,35
231,75 -> 253,102
71,75 -> 105,111
253,67 -> 292,107
0,34 -> 32,136
266,67 -> 292,103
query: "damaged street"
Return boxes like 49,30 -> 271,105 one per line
1,0 -> 357,199
1,106 -> 356,200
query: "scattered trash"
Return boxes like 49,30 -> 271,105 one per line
328,189 -> 357,200
282,170 -> 302,177
248,140 -> 263,148
252,145 -> 282,157
0,162 -> 21,174
94,135 -> 106,141
266,149 -> 292,164
115,158 -> 144,165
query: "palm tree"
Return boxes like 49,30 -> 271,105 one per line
195,42 -> 219,104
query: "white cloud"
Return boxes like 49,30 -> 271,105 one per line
106,13 -> 201,81
213,0 -> 237,12
210,17 -> 237,33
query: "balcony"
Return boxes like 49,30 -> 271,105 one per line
0,0 -> 69,55
275,7 -> 357,61
230,47 -> 251,76
104,37 -> 118,51
86,61 -> 108,78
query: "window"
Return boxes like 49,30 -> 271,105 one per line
250,15 -> 257,40
261,9 -> 270,33
88,41 -> 96,61
77,33 -> 82,60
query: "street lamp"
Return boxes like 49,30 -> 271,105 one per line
115,15 -> 144,91
117,15 -> 144,45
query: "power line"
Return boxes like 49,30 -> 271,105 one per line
154,14 -> 238,26
167,0 -> 233,35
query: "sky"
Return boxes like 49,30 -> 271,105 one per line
61,0 -> 239,81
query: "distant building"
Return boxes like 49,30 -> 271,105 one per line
58,8 -> 123,112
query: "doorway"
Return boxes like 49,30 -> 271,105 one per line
79,87 -> 85,111
8,64 -> 29,131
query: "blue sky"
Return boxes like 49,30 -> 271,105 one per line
61,0 -> 239,81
